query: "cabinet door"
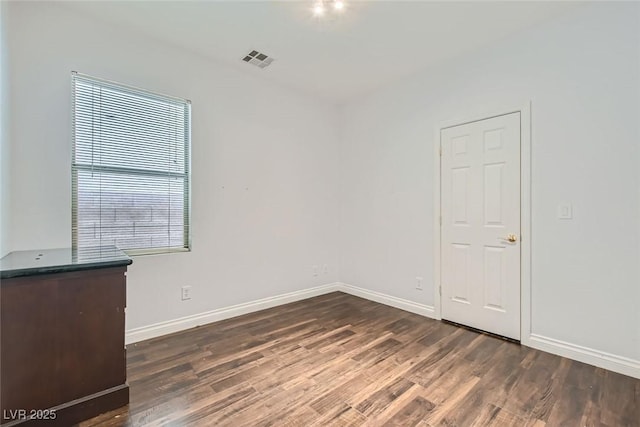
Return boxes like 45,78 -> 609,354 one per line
1,277 -> 59,413
56,267 -> 126,403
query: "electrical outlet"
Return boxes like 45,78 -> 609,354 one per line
181,286 -> 192,301
415,276 -> 423,290
557,202 -> 573,219
312,265 -> 319,277
322,264 -> 329,275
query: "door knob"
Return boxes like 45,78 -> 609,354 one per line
499,233 -> 518,243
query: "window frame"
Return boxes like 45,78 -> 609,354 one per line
71,72 -> 192,256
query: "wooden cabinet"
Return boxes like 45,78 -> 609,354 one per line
1,256 -> 130,426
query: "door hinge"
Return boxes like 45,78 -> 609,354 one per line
439,216 -> 442,226
439,146 -> 442,156
439,285 -> 442,295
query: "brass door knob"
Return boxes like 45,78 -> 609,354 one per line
499,233 -> 518,243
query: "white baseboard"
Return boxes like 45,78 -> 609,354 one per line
125,282 -> 639,380
125,283 -> 341,344
126,282 -> 435,344
528,334 -> 640,379
338,282 -> 436,319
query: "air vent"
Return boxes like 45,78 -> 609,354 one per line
241,50 -> 275,69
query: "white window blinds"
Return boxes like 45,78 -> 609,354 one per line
72,72 -> 191,255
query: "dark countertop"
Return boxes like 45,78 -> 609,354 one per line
0,246 -> 133,279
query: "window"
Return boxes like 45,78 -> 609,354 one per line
72,72 -> 191,255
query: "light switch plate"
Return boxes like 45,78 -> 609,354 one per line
557,203 -> 573,219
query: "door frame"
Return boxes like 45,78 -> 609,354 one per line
433,102 -> 532,344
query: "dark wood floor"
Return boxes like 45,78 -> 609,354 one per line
82,292 -> 639,427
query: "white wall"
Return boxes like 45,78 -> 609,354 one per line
4,1 -> 639,376
0,1 -> 10,258
5,1 -> 340,330
339,2 -> 640,363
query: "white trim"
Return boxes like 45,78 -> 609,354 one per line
339,282 -> 436,318
125,280 -> 640,379
126,282 -> 436,344
432,102 -> 532,342
529,334 -> 640,379
520,103 -> 532,344
125,283 -> 341,344
433,127 -> 442,320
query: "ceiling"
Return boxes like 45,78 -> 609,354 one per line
61,1 -> 584,104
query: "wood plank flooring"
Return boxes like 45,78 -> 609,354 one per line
82,292 -> 640,427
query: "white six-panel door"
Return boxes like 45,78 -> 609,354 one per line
440,112 -> 521,340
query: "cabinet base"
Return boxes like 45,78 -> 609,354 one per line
1,384 -> 129,427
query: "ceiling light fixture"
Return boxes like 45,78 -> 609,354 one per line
312,0 -> 345,17
313,0 -> 325,16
